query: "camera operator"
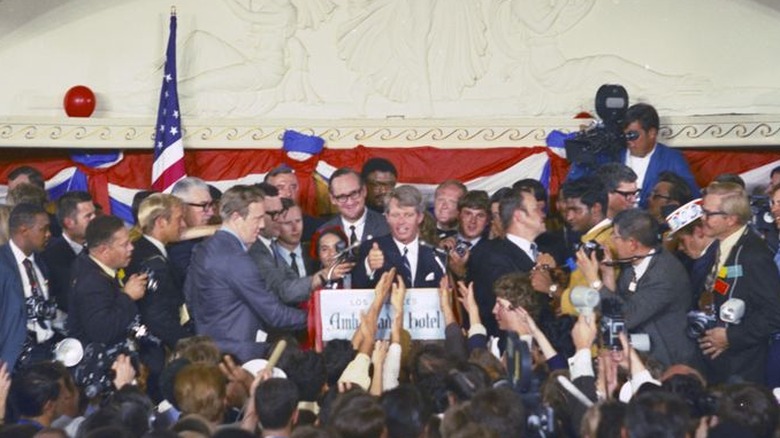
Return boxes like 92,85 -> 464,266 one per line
621,103 -> 700,209
697,182 -> 780,385
578,208 -> 698,368
0,203 -> 59,371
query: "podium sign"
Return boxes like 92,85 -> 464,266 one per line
317,288 -> 445,341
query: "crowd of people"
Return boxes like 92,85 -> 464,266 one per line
1,102 -> 780,438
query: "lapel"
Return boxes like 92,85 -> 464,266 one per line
501,238 -> 533,271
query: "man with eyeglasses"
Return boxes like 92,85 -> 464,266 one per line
249,184 -> 352,304
597,162 -> 640,219
169,177 -> 216,283
622,103 -> 700,209
696,182 -> 780,385
647,171 -> 693,224
320,168 -> 390,247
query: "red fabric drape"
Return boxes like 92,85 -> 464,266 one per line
3,146 -> 780,216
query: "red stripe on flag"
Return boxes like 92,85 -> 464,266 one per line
151,158 -> 186,192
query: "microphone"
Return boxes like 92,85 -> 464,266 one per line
334,240 -> 361,262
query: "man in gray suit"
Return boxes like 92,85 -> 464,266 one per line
579,208 -> 698,368
319,167 -> 390,247
248,183 -> 352,305
184,185 -> 307,362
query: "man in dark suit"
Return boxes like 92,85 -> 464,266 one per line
168,177 -> 217,284
125,194 -> 194,349
468,187 -> 546,338
0,203 -> 55,370
433,180 -> 467,240
352,185 -> 445,289
184,185 -> 307,362
67,215 -> 148,347
265,165 -> 325,243
441,190 -> 490,282
41,191 -> 95,313
697,182 -> 780,385
319,167 -> 390,246
249,184 -> 352,305
276,200 -> 318,278
579,209 -> 698,368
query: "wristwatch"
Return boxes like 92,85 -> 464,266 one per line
590,280 -> 603,290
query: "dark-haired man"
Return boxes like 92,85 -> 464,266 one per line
41,191 -> 95,312
469,187 -> 546,338
361,157 -> 398,213
7,166 -> 45,191
255,378 -> 300,437
579,208 -> 697,368
320,167 -> 389,246
67,215 -> 148,347
0,203 -> 55,370
622,103 -> 700,208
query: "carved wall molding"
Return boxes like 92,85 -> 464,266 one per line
2,115 -> 780,149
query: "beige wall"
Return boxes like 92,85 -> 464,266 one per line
1,0 -> 780,148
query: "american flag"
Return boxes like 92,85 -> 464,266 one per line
151,12 -> 186,193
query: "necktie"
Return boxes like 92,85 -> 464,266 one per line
22,259 -> 42,297
290,252 -> 301,277
23,258 -> 48,329
349,225 -> 358,247
401,246 -> 413,287
530,243 -> 539,261
699,241 -> 720,314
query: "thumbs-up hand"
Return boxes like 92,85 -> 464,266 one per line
367,242 -> 385,271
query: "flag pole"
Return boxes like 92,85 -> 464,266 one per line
171,5 -> 176,17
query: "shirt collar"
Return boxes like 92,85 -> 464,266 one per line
456,233 -> 481,247
505,233 -> 535,259
220,226 -> 248,252
632,250 -> 656,280
143,235 -> 168,258
9,239 -> 30,265
341,208 -> 368,227
89,254 -> 117,278
393,236 -> 419,254
63,233 -> 86,255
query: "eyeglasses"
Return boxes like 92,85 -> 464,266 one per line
332,188 -> 362,204
265,209 -> 285,220
701,208 -> 728,218
613,189 -> 640,199
186,201 -> 215,211
625,130 -> 641,141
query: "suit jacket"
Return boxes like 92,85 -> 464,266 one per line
705,228 -> 780,385
351,234 -> 445,289
623,143 -> 700,209
125,236 -> 194,349
167,237 -> 203,286
248,239 -> 312,304
184,231 -> 307,362
467,237 -> 535,338
41,236 -> 80,312
67,253 -> 138,346
0,244 -> 31,369
604,248 -> 698,368
319,209 -> 390,243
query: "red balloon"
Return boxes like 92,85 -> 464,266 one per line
63,85 -> 96,117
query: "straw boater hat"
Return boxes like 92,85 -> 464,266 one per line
665,198 -> 703,237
